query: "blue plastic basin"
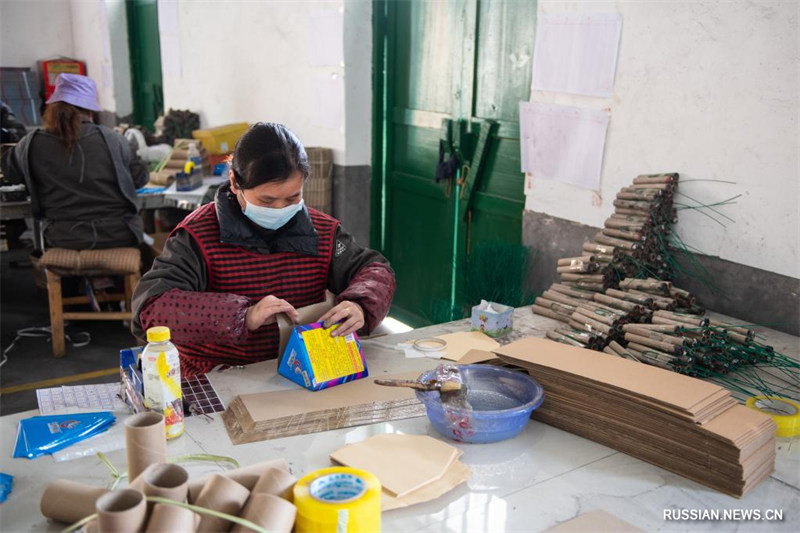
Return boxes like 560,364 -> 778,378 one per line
415,365 -> 545,444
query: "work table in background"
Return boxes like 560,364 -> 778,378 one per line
0,308 -> 798,532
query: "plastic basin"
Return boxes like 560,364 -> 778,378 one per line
415,365 -> 544,444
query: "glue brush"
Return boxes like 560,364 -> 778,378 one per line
374,378 -> 463,393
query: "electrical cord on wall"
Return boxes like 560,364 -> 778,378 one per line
0,326 -> 91,368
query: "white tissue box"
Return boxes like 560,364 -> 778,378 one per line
471,300 -> 513,338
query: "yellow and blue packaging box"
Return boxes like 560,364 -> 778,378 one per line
278,321 -> 368,391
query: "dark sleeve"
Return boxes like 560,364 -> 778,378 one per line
131,229 -> 251,344
1,103 -> 27,142
328,226 -> 396,334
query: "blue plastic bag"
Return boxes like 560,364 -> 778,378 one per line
12,412 -> 116,459
0,473 -> 12,503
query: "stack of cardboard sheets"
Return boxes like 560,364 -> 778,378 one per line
222,372 -> 427,444
494,337 -> 776,498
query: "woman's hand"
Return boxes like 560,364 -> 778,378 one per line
320,301 -> 365,337
246,295 -> 299,331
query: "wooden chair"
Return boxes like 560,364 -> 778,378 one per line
39,247 -> 141,357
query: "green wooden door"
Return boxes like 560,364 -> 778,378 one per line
126,0 -> 163,130
373,0 -> 536,326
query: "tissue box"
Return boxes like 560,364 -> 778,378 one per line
471,301 -> 513,338
278,322 -> 368,391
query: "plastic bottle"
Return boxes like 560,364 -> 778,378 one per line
187,142 -> 203,175
142,326 -> 184,439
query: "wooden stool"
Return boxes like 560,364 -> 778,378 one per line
39,247 -> 141,357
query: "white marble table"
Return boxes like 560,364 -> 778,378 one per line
1,308 -> 798,532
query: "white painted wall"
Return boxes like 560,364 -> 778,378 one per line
160,0 -> 370,165
525,1 -> 799,279
344,0 -> 372,166
0,0 -> 75,68
70,0 -> 117,111
0,0 -> 133,117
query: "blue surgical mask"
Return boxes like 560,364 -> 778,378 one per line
240,192 -> 304,230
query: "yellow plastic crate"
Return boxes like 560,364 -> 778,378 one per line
191,122 -> 249,155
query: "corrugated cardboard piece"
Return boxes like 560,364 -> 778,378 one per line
330,434 -> 470,510
276,293 -> 335,358
495,337 -> 776,498
222,371 -> 431,444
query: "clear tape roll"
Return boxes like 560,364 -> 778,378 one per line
293,467 -> 381,533
746,396 -> 800,438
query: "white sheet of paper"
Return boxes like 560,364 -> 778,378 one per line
532,13 -> 623,97
308,9 -> 344,67
37,383 -> 124,415
519,101 -> 609,191
310,72 -> 345,130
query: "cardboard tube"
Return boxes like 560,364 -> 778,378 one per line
628,182 -> 670,190
560,273 -> 604,283
187,458 -> 290,503
569,312 -> 611,335
96,489 -> 147,533
574,307 -> 616,327
604,218 -> 646,231
606,288 -> 652,306
582,242 -> 615,255
603,228 -> 642,241
542,290 -> 584,308
546,329 -> 586,347
125,412 -> 167,482
194,474 -> 250,533
250,467 -> 297,501
613,199 -> 655,210
556,255 -> 594,266
41,479 -> 109,524
634,173 -> 677,183
624,332 -> 681,354
534,297 -> 575,316
562,280 -> 605,292
614,207 -> 651,217
592,293 -> 639,312
531,304 -> 571,323
231,493 -> 297,533
138,463 -> 190,503
621,323 -> 679,334
549,283 -> 596,300
144,504 -> 200,533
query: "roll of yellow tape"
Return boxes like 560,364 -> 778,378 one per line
293,467 -> 382,533
746,396 -> 800,438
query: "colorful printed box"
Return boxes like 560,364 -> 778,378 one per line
471,300 -> 514,338
278,322 -> 368,391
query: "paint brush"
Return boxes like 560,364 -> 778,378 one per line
374,378 -> 463,393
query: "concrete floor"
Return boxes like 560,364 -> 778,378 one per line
0,248 -> 136,415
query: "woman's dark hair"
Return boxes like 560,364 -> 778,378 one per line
231,123 -> 309,189
42,101 -> 89,153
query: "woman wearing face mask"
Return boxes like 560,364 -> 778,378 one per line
131,123 -> 395,377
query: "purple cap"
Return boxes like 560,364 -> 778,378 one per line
46,73 -> 102,112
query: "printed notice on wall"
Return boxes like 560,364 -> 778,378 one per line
532,13 -> 622,97
519,102 -> 609,191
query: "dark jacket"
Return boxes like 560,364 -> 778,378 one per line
132,184 -> 395,351
13,121 -> 148,249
